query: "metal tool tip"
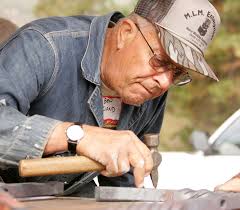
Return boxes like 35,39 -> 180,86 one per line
151,171 -> 158,188
153,180 -> 158,189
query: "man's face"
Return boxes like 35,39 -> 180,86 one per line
102,19 -> 183,106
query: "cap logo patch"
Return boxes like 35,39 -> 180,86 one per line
198,18 -> 211,36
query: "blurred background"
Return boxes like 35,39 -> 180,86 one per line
0,0 -> 239,151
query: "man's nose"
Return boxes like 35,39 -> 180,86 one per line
152,71 -> 173,90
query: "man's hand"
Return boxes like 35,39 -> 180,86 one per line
76,125 -> 153,188
215,173 -> 240,192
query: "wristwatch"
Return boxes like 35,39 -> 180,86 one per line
66,122 -> 84,153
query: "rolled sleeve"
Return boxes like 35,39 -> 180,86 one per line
3,115 -> 61,161
0,106 -> 62,168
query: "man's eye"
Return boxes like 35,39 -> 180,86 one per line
166,63 -> 177,70
173,69 -> 184,77
152,59 -> 166,68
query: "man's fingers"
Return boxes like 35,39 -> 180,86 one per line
215,177 -> 240,192
133,138 -> 153,176
102,152 -> 119,177
101,151 -> 130,177
144,152 -> 153,177
118,150 -> 130,175
100,170 -> 114,177
133,165 -> 145,188
128,143 -> 146,187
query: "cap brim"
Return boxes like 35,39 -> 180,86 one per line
155,25 -> 219,81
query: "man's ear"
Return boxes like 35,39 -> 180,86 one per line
116,19 -> 138,50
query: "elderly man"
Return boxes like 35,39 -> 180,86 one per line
0,0 -> 221,196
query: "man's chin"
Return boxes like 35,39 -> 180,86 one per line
122,96 -> 146,107
122,93 -> 163,106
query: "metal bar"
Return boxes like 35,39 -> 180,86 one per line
95,186 -> 170,202
0,181 -> 64,198
95,186 -> 240,209
95,196 -> 240,210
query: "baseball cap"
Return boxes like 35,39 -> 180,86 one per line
134,0 -> 221,81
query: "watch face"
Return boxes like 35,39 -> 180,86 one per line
66,125 -> 84,141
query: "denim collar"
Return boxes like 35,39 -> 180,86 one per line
81,12 -> 122,85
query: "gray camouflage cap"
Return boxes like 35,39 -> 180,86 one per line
134,0 -> 221,81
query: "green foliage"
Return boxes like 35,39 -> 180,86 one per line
208,80 -> 234,105
168,77 -> 240,131
34,0 -> 137,17
223,0 -> 240,32
176,126 -> 194,151
34,0 -> 114,16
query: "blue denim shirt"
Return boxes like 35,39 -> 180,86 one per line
0,12 -> 167,187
